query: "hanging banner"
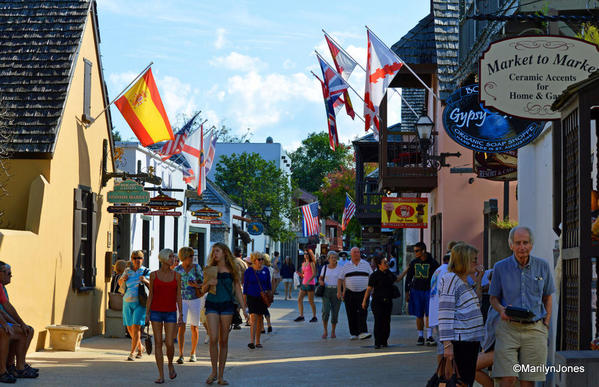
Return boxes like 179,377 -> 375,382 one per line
443,84 -> 543,152
381,197 -> 428,229
479,36 -> 599,120
473,151 -> 517,181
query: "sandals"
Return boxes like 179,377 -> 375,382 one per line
255,344 -> 263,348
168,365 -> 177,380
154,378 -> 164,384
15,367 -> 38,379
206,375 -> 217,385
247,343 -> 255,349
0,372 -> 16,383
217,380 -> 229,385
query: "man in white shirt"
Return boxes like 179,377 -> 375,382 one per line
338,247 -> 373,340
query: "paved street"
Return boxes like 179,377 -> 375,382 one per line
20,293 -> 437,386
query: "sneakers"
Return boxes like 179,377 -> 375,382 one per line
204,335 -> 209,344
358,332 -> 372,340
127,354 -> 135,361
374,344 -> 382,349
294,316 -> 305,322
309,317 -> 318,323
189,354 -> 197,362
176,356 -> 184,364
426,336 -> 436,346
232,324 -> 241,330
267,326 -> 273,333
350,335 -> 359,340
417,336 -> 425,346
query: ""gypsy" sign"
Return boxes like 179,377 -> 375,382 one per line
479,36 -> 599,120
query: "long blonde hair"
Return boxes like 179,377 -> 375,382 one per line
207,243 -> 239,284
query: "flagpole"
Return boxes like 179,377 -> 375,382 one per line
322,29 -> 420,119
310,70 -> 367,124
88,61 -> 154,125
364,26 -> 441,102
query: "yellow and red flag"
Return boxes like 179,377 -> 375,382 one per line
115,68 -> 174,146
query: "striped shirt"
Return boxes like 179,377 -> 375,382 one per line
438,272 -> 484,342
339,259 -> 372,292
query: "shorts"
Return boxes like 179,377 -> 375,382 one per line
282,278 -> 292,284
408,289 -> 430,318
300,284 -> 315,292
150,310 -> 177,323
493,320 -> 548,381
246,295 -> 268,315
273,272 -> 281,280
122,300 -> 146,326
205,300 -> 235,315
181,297 -> 203,326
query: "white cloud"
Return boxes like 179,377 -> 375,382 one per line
156,75 -> 198,123
210,52 -> 266,72
108,71 -> 138,90
214,28 -> 227,49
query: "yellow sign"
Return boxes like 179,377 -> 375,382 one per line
381,197 -> 428,228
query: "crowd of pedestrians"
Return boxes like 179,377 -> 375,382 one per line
94,224 -> 557,386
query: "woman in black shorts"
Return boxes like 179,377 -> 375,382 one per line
201,243 -> 248,385
243,252 -> 271,349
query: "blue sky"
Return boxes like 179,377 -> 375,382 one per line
97,0 -> 430,151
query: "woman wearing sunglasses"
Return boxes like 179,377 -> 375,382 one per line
118,250 -> 150,361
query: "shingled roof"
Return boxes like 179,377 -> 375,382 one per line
391,13 -> 436,66
0,0 -> 91,157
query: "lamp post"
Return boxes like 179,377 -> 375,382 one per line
415,115 -> 461,168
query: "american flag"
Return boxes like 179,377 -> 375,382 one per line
315,76 -> 339,150
159,112 -> 200,161
341,193 -> 356,231
301,202 -> 320,237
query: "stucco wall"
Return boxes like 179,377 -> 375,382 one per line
0,12 -> 115,350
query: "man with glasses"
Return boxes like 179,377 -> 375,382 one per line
398,242 -> 439,345
0,262 -> 38,379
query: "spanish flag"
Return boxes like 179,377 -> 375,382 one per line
115,68 -> 174,146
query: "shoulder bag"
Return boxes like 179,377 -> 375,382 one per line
315,265 -> 327,297
253,268 -> 273,307
193,264 -> 205,298
138,268 -> 150,307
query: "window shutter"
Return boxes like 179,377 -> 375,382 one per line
72,189 -> 85,291
90,193 -> 98,286
83,58 -> 92,123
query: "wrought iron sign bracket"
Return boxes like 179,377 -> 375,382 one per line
101,139 -> 162,187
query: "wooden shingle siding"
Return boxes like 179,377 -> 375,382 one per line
391,13 -> 437,66
0,0 -> 90,156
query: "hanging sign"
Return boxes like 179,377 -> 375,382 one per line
247,222 -> 264,236
107,205 -> 150,214
107,179 -> 150,204
381,197 -> 428,229
473,151 -> 517,181
192,219 -> 223,225
479,36 -> 599,120
191,206 -> 222,218
149,194 -> 183,210
143,211 -> 182,217
443,84 -> 544,152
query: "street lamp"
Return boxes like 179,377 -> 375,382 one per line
415,114 -> 461,168
265,206 -> 272,218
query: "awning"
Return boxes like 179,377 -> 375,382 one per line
233,224 -> 252,244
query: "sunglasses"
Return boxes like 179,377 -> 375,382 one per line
133,257 -> 143,260
414,249 -> 422,253
256,258 -> 264,261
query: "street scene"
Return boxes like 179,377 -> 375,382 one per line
0,0 -> 599,386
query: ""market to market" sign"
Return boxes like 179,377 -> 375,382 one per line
479,36 -> 599,120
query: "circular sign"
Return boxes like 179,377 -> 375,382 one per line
443,84 -> 544,152
247,222 -> 264,236
395,205 -> 415,219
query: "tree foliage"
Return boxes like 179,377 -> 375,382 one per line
316,165 -> 360,244
214,152 -> 294,242
289,132 -> 352,193
577,23 -> 599,46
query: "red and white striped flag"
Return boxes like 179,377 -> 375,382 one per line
181,124 -> 206,196
158,112 -> 199,161
341,193 -> 356,231
301,202 -> 320,237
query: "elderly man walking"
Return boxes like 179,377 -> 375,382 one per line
338,247 -> 372,340
489,226 -> 555,387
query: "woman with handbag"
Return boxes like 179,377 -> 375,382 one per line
243,252 -> 272,349
318,251 -> 342,339
118,250 -> 150,361
202,243 -> 249,385
438,243 -> 485,387
174,246 -> 204,364
294,249 -> 317,322
361,254 -> 399,348
145,249 -> 183,384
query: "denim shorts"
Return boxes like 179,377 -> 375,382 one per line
205,300 -> 235,316
150,310 -> 177,323
300,284 -> 315,292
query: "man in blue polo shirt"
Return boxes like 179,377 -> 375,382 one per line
489,226 -> 555,386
